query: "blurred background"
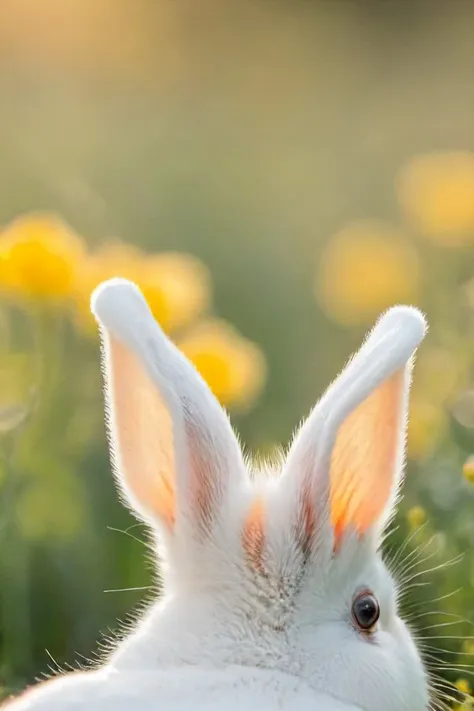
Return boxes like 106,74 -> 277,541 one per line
0,0 -> 473,705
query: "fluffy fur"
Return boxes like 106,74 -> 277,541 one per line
4,279 -> 429,711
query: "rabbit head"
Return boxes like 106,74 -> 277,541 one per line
92,279 -> 429,711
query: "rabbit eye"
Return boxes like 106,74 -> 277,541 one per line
352,591 -> 380,632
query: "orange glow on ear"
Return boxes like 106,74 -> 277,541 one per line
330,369 -> 404,544
242,496 -> 265,573
109,336 -> 176,529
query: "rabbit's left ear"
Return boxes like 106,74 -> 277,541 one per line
282,307 -> 427,549
91,279 -> 246,541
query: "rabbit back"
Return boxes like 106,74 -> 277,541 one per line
3,666 -> 364,711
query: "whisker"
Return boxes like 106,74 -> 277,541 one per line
394,536 -> 441,579
403,588 -> 463,612
420,621 -> 466,631
398,554 -> 464,587
421,645 -> 474,657
418,635 -> 474,641
429,665 -> 474,674
107,525 -> 150,548
103,586 -> 152,594
399,581 -> 431,594
380,524 -> 400,548
386,521 -> 430,571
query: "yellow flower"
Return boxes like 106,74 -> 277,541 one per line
455,701 -> 474,711
139,253 -> 211,332
407,398 -> 447,460
72,242 -> 143,332
0,213 -> 85,302
455,679 -> 472,696
406,505 -> 427,531
397,151 -> 474,245
177,320 -> 267,410
463,456 -> 474,484
73,246 -> 211,336
315,220 -> 420,326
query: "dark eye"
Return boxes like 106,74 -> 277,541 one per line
351,591 -> 380,632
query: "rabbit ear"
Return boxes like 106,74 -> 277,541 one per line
91,278 -> 245,538
282,306 -> 427,550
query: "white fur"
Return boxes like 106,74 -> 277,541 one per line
4,281 -> 429,711
2,668 -> 365,710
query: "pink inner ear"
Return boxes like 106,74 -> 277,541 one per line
185,419 -> 222,535
297,480 -> 317,564
330,369 -> 404,543
109,336 -> 176,529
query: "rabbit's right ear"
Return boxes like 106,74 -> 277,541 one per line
91,279 -> 246,539
281,306 -> 427,554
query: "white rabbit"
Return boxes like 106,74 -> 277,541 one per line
3,278 -> 430,711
